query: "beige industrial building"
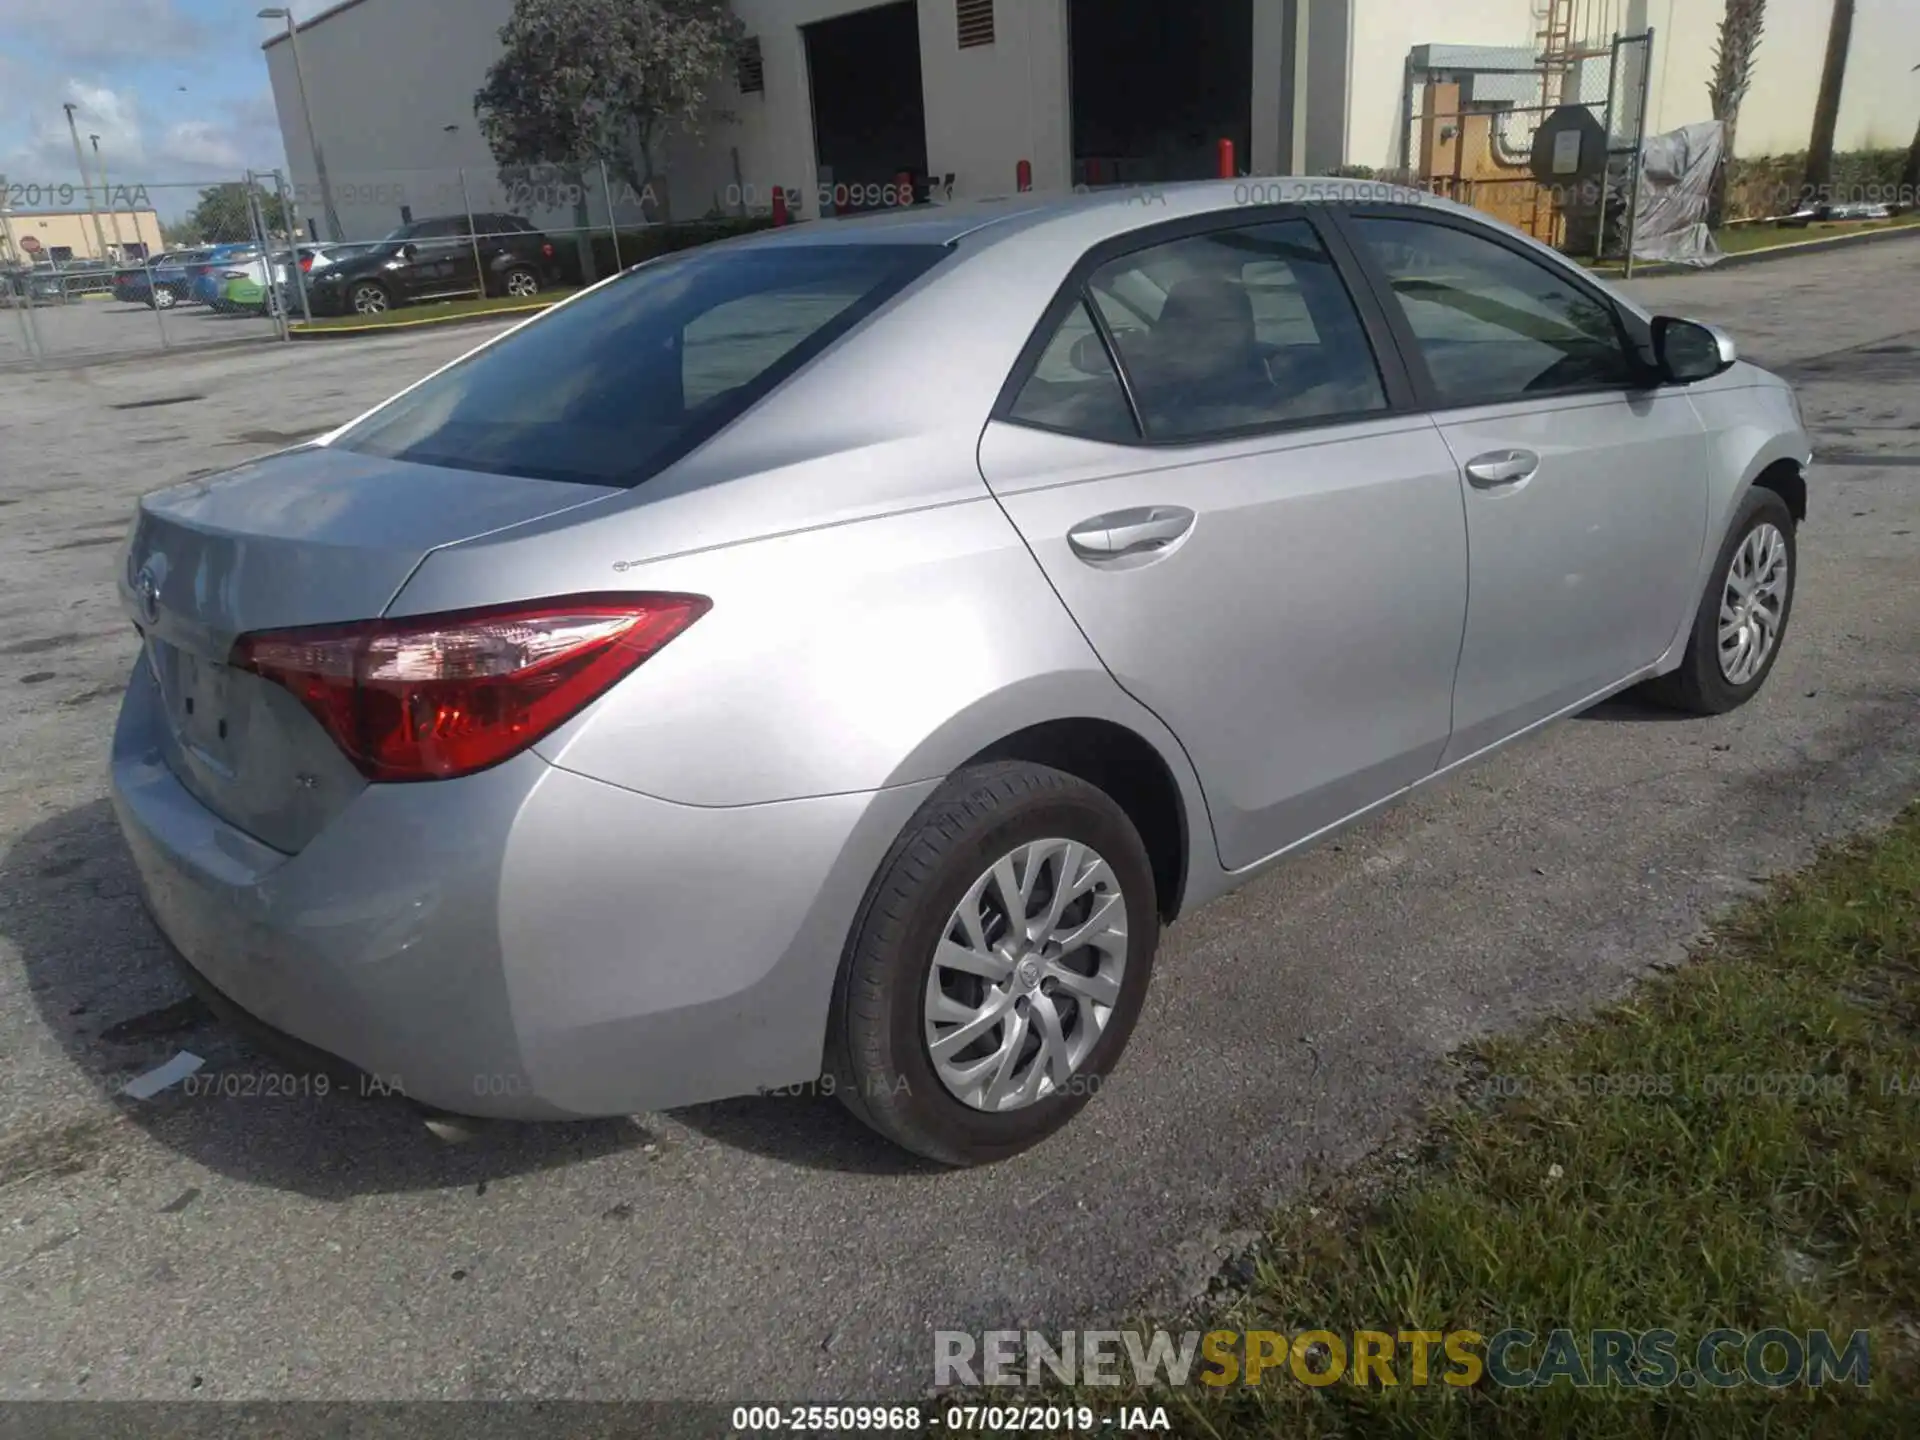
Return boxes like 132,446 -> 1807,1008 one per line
0,207 -> 164,264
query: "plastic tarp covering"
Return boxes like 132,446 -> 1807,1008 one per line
1632,120 -> 1725,267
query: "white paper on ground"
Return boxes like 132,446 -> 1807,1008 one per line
121,1051 -> 205,1100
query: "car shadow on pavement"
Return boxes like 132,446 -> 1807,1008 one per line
1575,694 -> 1700,724
2,800 -> 648,1199
669,1095 -> 944,1178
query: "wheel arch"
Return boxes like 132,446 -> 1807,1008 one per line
960,716 -> 1194,925
1750,456 -> 1807,525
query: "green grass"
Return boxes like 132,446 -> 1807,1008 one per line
289,287 -> 578,333
1714,215 -> 1920,257
987,806 -> 1920,1437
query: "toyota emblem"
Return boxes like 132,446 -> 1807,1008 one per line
134,562 -> 162,626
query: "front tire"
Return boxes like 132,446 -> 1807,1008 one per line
828,762 -> 1159,1166
1642,486 -> 1797,715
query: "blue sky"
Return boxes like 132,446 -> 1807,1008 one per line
0,0 -> 333,213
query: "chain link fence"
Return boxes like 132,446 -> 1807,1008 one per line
2,172 -> 294,368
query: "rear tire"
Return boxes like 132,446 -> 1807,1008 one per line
1640,486 -> 1797,715
502,266 -> 540,299
828,761 -> 1159,1166
349,281 -> 391,317
151,288 -> 175,310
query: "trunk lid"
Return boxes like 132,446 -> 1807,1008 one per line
121,445 -> 619,852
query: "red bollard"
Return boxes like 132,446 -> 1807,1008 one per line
1218,138 -> 1236,179
1016,159 -> 1033,192
772,186 -> 788,227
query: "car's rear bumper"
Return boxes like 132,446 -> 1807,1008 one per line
109,661 -> 934,1119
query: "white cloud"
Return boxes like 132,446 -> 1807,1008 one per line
0,0 -> 206,64
154,119 -> 245,171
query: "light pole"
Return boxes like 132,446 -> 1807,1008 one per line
259,7 -> 342,241
62,103 -> 111,262
89,135 -> 126,258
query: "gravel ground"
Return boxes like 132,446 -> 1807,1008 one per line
0,239 -> 1915,1403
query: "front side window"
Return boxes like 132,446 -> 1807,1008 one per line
1082,220 -> 1388,441
1352,216 -> 1638,406
337,243 -> 945,488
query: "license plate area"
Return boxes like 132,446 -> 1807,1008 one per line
147,636 -> 245,775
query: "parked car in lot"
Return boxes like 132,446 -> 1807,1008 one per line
113,254 -> 174,304
300,213 -> 560,316
192,244 -> 266,311
4,260 -> 113,304
112,182 -> 1812,1164
145,249 -> 212,309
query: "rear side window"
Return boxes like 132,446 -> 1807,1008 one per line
337,244 -> 946,488
1007,299 -> 1138,442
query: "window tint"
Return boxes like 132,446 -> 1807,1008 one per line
683,280 -> 873,409
1007,299 -> 1138,441
1083,220 -> 1387,441
1352,217 -> 1637,405
337,244 -> 945,488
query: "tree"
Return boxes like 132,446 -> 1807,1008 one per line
1803,0 -> 1856,197
1902,65 -> 1919,208
187,182 -> 295,245
476,0 -> 742,225
1706,0 -> 1766,224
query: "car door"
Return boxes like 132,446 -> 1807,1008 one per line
406,219 -> 471,298
1334,207 -> 1711,764
977,211 -> 1470,872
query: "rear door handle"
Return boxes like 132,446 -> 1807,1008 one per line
1464,449 -> 1540,488
1067,506 -> 1196,564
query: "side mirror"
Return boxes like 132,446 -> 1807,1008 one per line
397,242 -> 418,260
1069,331 -> 1112,377
1653,316 -> 1737,384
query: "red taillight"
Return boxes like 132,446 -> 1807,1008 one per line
299,255 -> 314,272
231,593 -> 710,782
541,242 -> 554,258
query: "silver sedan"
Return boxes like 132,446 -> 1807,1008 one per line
111,181 -> 1811,1165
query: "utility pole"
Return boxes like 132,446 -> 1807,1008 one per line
260,8 -> 343,241
1803,0 -> 1855,197
90,135 -> 126,257
62,103 -> 111,261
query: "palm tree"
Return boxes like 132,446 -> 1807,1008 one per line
1803,0 -> 1856,196
1707,0 -> 1767,224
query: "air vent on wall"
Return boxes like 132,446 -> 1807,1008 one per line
737,36 -> 765,94
957,0 -> 995,48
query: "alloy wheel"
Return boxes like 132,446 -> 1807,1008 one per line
923,838 -> 1128,1112
1718,521 -> 1790,685
352,285 -> 389,316
505,270 -> 538,298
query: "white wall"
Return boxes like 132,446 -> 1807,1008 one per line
266,0 -> 1347,243
1347,0 -> 1920,171
264,0 -> 520,242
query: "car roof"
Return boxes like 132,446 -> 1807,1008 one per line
722,178 -> 1438,252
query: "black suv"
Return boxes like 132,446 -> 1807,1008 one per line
303,213 -> 563,317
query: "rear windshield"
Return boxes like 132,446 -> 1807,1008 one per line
338,242 -> 943,489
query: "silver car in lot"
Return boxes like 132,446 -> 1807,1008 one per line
112,181 -> 1811,1164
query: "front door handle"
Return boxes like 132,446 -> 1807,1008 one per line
1464,449 -> 1541,488
1067,506 -> 1196,564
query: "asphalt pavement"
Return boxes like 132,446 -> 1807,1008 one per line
0,240 -> 1915,1402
